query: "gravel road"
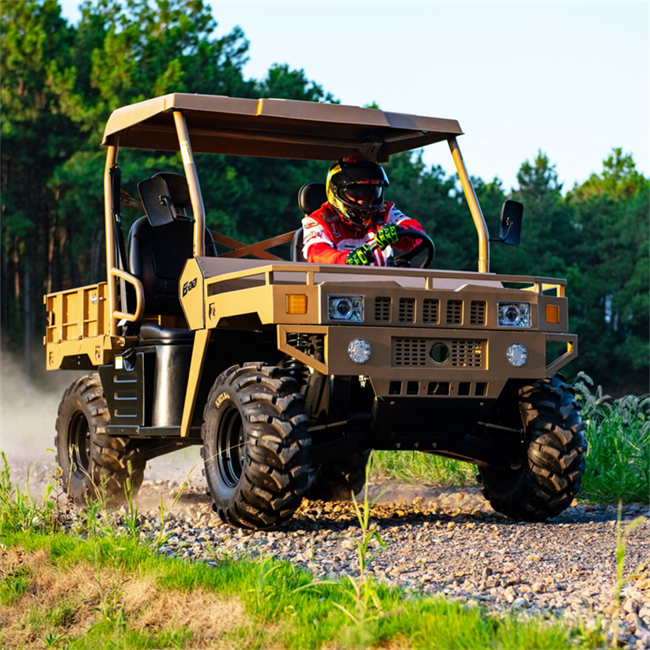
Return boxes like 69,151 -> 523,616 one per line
133,478 -> 650,649
10,459 -> 650,648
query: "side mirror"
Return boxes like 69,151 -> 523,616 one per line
138,176 -> 176,227
495,200 -> 523,246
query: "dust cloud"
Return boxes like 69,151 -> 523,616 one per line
0,353 -> 202,496
0,353 -> 68,472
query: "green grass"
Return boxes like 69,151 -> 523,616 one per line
0,529 -> 599,650
372,450 -> 477,487
574,374 -> 650,504
0,455 -> 603,650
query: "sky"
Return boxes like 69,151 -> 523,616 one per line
59,1 -> 649,192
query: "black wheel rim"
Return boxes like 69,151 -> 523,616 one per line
217,404 -> 245,489
69,411 -> 91,479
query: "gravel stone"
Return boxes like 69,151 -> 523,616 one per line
16,459 -> 649,649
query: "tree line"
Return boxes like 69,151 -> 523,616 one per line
2,0 -> 648,394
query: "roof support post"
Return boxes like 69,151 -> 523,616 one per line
104,143 -> 119,336
448,137 -> 490,273
173,111 -> 205,257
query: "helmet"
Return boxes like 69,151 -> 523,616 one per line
326,156 -> 389,228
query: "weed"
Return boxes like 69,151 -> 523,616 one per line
0,452 -> 59,533
611,503 -> 646,648
0,565 -> 31,605
153,460 -> 198,552
574,373 -> 650,504
43,631 -> 69,649
333,452 -> 387,632
91,544 -> 129,626
123,460 -> 140,542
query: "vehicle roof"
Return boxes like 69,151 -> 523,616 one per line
101,93 -> 463,161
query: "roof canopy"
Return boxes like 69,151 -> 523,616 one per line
102,93 -> 463,161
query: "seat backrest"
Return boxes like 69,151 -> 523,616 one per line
291,228 -> 305,262
294,182 -> 327,263
129,172 -> 216,316
298,182 -> 327,216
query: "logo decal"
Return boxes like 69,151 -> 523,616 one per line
215,391 -> 230,408
182,278 -> 197,297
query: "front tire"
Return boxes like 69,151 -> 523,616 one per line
201,363 -> 310,529
479,374 -> 586,521
55,374 -> 146,505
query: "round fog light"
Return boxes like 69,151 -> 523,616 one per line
348,339 -> 371,364
507,343 -> 528,367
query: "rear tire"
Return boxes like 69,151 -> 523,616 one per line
307,450 -> 371,501
55,374 -> 146,505
479,373 -> 586,521
201,363 -> 310,529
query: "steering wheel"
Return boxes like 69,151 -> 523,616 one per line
386,228 -> 435,269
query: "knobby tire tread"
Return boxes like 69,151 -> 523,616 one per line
479,373 -> 586,522
202,363 -> 310,529
55,373 -> 145,505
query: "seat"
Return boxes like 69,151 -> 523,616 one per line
293,182 -> 327,262
128,172 -> 217,316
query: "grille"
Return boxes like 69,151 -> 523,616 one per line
450,340 -> 485,368
446,300 -> 463,325
398,298 -> 415,323
375,297 -> 391,322
422,298 -> 439,324
393,338 -> 427,366
470,301 -> 486,325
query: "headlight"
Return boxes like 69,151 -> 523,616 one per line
328,295 -> 364,322
507,343 -> 528,367
348,339 -> 371,363
498,302 -> 531,328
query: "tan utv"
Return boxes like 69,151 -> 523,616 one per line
44,94 -> 585,528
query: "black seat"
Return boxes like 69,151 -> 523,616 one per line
128,172 -> 217,316
293,183 -> 327,262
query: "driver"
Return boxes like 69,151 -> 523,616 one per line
302,156 -> 428,265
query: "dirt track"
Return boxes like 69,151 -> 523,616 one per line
8,457 -> 650,649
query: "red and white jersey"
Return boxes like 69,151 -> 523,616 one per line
302,202 -> 426,265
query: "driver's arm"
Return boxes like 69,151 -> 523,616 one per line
302,214 -> 349,264
385,207 -> 427,251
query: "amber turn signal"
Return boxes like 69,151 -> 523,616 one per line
286,294 -> 307,315
545,304 -> 560,324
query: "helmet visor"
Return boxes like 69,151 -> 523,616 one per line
342,184 -> 383,206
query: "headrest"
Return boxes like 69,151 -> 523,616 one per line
151,172 -> 191,209
298,183 -> 327,215
137,172 -> 191,228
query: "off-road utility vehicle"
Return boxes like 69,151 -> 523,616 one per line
45,94 -> 585,528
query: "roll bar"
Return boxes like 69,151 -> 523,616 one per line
448,137 -> 490,273
103,119 -> 492,335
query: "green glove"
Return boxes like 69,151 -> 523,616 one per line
346,244 -> 374,265
375,224 -> 400,250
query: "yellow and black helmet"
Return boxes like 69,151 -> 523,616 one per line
325,156 -> 389,228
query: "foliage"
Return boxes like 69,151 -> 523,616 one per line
574,373 -> 650,504
372,449 -> 477,487
1,0 -> 648,393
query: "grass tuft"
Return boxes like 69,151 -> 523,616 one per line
574,373 -> 650,504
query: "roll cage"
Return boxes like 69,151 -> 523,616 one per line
101,93 -> 489,337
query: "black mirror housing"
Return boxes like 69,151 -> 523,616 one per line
499,200 -> 523,246
138,176 -> 176,227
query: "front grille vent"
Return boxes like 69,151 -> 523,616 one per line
393,338 -> 427,366
470,301 -> 486,325
446,300 -> 463,325
398,298 -> 415,323
422,298 -> 439,324
375,297 -> 391,322
450,340 -> 484,368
